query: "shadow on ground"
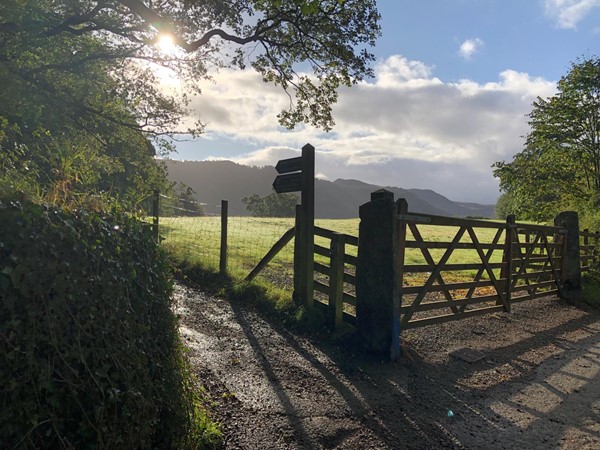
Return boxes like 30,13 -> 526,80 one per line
176,284 -> 600,449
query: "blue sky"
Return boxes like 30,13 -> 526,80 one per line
165,0 -> 600,204
377,0 -> 598,82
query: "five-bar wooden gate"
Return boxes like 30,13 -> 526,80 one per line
396,204 -> 567,330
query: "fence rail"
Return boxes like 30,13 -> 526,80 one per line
580,229 -> 600,272
395,208 -> 566,330
150,188 -> 597,359
312,226 -> 358,328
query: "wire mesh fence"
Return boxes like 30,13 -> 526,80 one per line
156,194 -> 297,289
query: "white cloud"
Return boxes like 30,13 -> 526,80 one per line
458,38 -> 484,60
543,0 -> 600,29
375,55 -> 436,87
180,55 -> 556,203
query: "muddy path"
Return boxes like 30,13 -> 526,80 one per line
174,283 -> 600,449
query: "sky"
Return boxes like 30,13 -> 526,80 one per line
163,0 -> 600,204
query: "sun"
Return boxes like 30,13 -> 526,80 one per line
156,33 -> 176,55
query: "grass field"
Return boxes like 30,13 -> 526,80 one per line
159,215 -> 507,289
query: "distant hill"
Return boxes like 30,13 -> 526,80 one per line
162,159 -> 495,218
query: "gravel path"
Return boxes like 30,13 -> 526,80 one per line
174,283 -> 600,449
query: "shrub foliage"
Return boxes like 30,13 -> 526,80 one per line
0,200 -> 199,448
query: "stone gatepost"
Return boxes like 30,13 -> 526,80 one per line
356,189 -> 401,360
554,211 -> 582,303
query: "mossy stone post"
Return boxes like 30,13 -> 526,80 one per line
356,189 -> 400,360
554,211 -> 582,303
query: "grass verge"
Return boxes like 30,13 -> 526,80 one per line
582,273 -> 600,309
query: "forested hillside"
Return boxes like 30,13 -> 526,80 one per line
163,159 -> 496,218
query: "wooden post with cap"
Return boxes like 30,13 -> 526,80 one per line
273,144 -> 315,307
356,189 -> 401,360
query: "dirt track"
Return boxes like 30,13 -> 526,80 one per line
175,283 -> 600,449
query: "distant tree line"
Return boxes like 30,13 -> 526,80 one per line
242,192 -> 298,217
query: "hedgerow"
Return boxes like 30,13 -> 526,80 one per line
0,198 -> 219,449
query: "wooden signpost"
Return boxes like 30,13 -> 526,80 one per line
273,143 -> 315,307
272,172 -> 302,193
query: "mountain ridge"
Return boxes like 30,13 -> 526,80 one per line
162,159 -> 495,218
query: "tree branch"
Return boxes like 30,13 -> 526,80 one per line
44,1 -> 110,36
117,0 -> 281,52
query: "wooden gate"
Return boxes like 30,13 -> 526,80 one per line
509,223 -> 566,303
580,229 -> 600,272
396,208 -> 566,330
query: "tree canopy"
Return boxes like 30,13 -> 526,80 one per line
0,0 -> 181,205
0,0 -> 380,206
493,56 -> 600,222
1,0 -> 380,132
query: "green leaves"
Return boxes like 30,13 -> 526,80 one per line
494,56 -> 600,221
1,0 -> 381,214
299,0 -> 319,15
0,200 -> 204,448
0,1 -> 177,207
2,0 -> 380,135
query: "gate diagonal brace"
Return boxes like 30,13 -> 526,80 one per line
401,226 -> 466,327
512,231 -> 542,295
461,228 -> 504,313
540,233 -> 561,291
408,223 -> 458,314
467,227 -> 506,311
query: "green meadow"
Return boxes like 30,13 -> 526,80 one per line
160,216 -> 507,286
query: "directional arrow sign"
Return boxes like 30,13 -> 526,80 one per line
275,156 -> 303,174
273,172 -> 302,193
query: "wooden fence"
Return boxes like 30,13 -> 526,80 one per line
152,188 -> 595,359
312,226 -> 358,328
355,190 -> 586,360
580,229 -> 600,272
396,210 -> 566,330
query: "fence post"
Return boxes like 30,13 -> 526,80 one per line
356,189 -> 400,361
220,200 -> 228,274
293,204 -> 303,304
592,231 -> 600,264
395,198 -> 408,334
500,215 -> 515,312
583,229 -> 589,270
152,189 -> 159,243
328,233 -> 345,330
300,144 -> 315,307
554,211 -> 582,303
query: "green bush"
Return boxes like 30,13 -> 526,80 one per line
0,199 -> 217,448
582,274 -> 600,309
